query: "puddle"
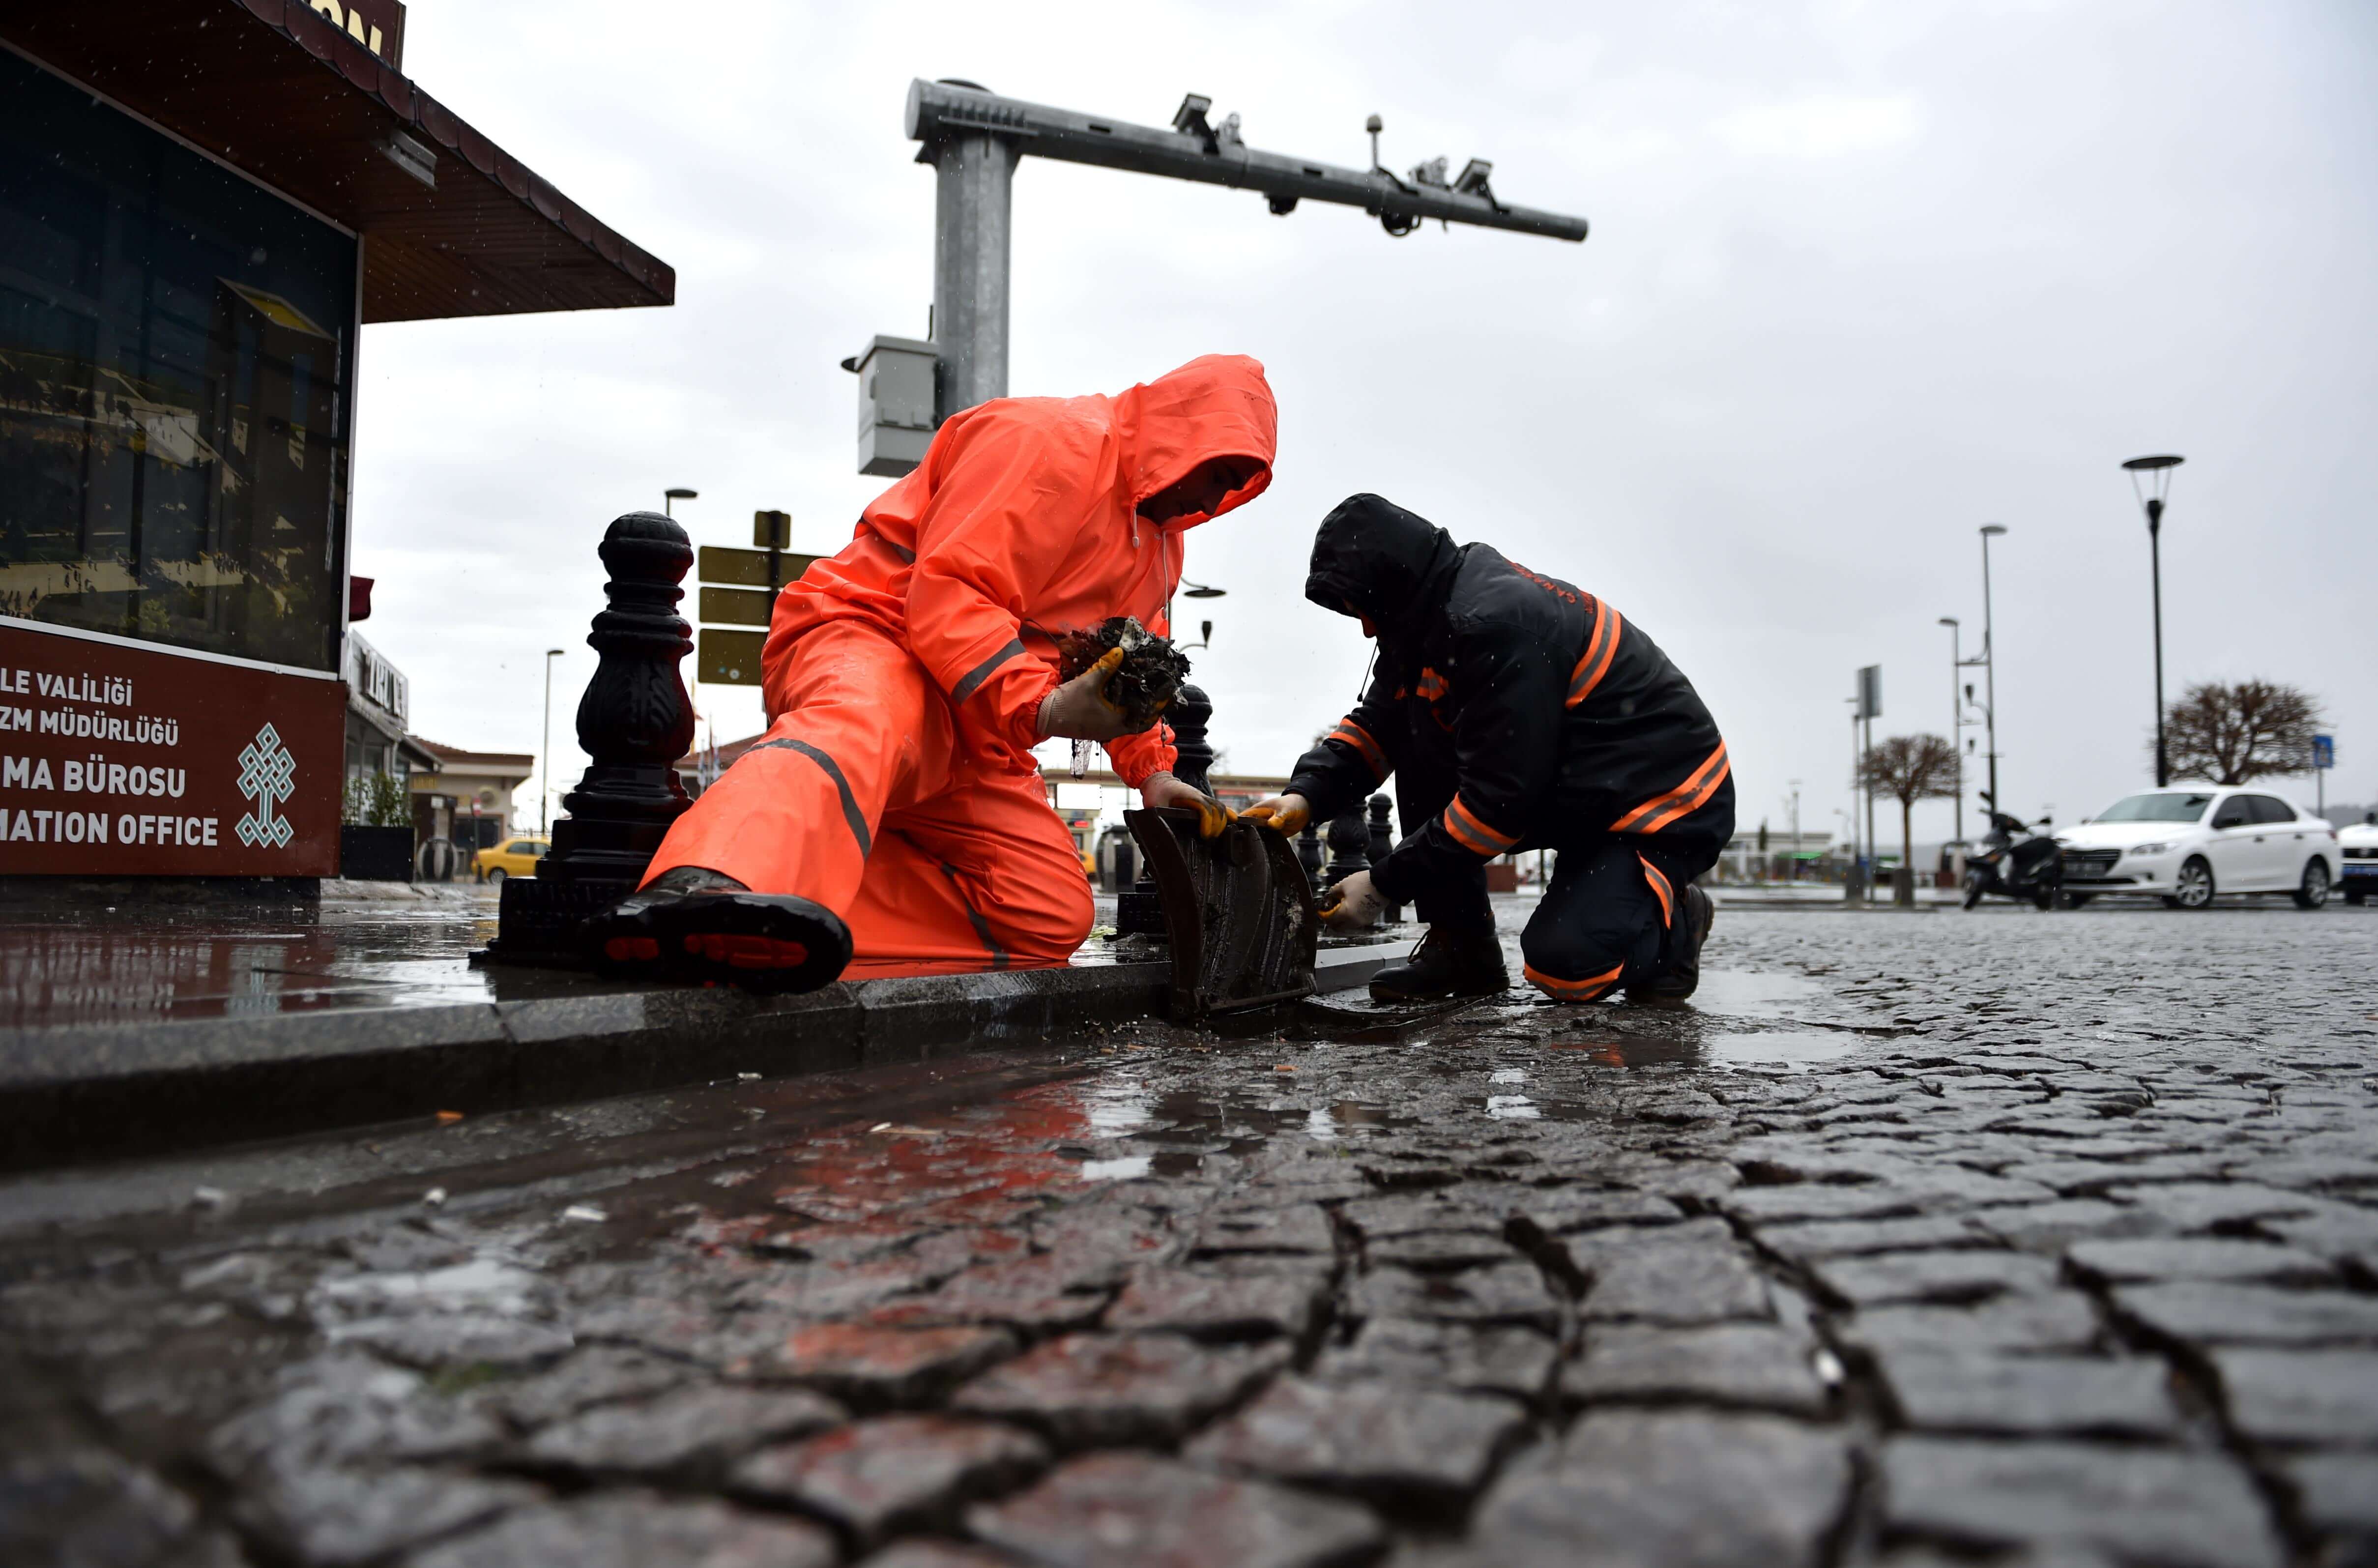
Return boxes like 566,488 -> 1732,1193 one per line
1077,1155 -> 1153,1182
1527,968 -> 1865,1072
1704,1028 -> 1863,1068
1687,968 -> 1829,1020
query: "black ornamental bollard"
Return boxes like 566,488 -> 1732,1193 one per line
1168,684 -> 1215,794
484,512 -> 696,962
1368,793 -> 1404,922
1296,820 -> 1324,882
1323,808 -> 1369,887
1116,683 -> 1213,936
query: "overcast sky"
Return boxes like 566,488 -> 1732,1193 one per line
356,0 -> 2378,851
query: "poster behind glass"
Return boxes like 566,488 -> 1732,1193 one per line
0,46 -> 357,673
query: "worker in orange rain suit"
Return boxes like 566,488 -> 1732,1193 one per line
1246,494 -> 1733,1006
585,355 -> 1275,992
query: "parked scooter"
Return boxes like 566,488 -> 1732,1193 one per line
1962,797 -> 2063,910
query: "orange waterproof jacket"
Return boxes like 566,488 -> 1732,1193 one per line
766,354 -> 1276,787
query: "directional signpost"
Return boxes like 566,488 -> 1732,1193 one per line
696,510 -> 819,687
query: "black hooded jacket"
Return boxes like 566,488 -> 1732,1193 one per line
1285,494 -> 1733,903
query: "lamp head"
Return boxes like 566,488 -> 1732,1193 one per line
1938,616 -> 1959,627
1979,524 -> 2007,538
664,488 -> 697,501
2123,454 -> 2182,510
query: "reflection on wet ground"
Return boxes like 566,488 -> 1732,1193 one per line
0,920 -> 1912,1563
0,896 -> 509,1027
0,891 -> 1198,1029
0,947 -> 1868,1253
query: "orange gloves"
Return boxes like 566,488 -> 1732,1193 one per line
1142,771 -> 1234,839
1243,792 -> 1313,837
1037,649 -> 1161,743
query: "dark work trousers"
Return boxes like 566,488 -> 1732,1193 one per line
1396,760 -> 1721,1003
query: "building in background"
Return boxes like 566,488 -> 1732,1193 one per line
0,2 -> 670,894
1714,828 -> 1838,883
342,630 -> 426,788
406,740 -> 533,860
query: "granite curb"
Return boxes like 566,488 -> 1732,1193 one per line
0,946 -> 1394,1171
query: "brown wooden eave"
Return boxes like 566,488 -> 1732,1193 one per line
1,0 -> 674,322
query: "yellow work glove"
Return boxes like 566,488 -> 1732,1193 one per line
1037,648 -> 1158,742
1243,792 -> 1312,836
1141,771 -> 1234,839
1317,868 -> 1387,928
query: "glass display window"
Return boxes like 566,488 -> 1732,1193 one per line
0,45 -> 358,672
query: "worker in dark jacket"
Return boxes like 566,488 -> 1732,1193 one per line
1247,494 -> 1733,1004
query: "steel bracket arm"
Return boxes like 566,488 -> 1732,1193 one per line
906,79 -> 1588,244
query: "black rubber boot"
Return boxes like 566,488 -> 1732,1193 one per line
585,867 -> 853,994
1368,925 -> 1509,1002
1627,882 -> 1714,1006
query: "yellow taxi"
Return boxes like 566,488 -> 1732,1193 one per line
473,836 -> 549,883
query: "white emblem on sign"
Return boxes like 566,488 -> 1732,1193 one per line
236,723 -> 297,848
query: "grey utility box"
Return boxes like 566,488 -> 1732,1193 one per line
853,335 -> 937,477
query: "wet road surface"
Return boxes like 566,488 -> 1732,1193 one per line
3,901 -> 2374,1566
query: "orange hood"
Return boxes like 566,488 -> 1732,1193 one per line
1109,353 -> 1277,526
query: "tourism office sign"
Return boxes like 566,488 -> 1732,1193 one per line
0,621 -> 345,877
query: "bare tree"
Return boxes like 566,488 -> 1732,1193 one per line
2162,680 -> 2324,785
1859,734 -> 1962,891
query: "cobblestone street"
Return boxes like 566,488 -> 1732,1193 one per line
5,902 -> 2375,1568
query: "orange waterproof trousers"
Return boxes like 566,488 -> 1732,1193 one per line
643,622 -> 1093,977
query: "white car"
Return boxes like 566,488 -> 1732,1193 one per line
2055,786 -> 2342,910
2342,813 -> 2378,906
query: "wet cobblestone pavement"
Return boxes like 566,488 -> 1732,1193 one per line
4,902 -> 2375,1567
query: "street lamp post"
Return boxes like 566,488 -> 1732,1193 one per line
1846,697 -> 1864,901
2122,456 -> 2184,787
1978,525 -> 2007,809
1937,617 -> 1963,846
663,487 -> 697,518
539,647 -> 565,837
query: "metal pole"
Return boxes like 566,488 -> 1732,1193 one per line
1863,712 -> 1876,900
932,131 -> 1019,420
1981,530 -> 2001,809
905,80 -> 1590,243
539,651 -> 558,837
2147,498 -> 2167,786
1942,620 -> 1963,846
1848,701 -> 1864,901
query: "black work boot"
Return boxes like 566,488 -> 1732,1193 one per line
1627,882 -> 1714,1006
1368,925 -> 1509,1002
585,866 -> 853,994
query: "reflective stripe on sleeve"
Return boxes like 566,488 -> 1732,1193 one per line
950,638 -> 1027,704
1442,793 -> 1520,857
1328,719 -> 1388,781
